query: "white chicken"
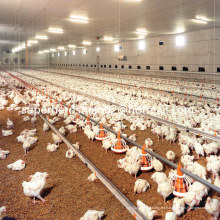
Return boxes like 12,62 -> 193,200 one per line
43,122 -> 50,133
23,116 -> 30,122
214,174 -> 220,188
137,200 -> 158,220
151,172 -> 168,185
52,133 -> 63,145
145,138 -> 153,147
46,143 -> 59,152
65,124 -> 77,133
31,116 -> 37,125
205,197 -> 220,220
129,134 -> 137,142
183,191 -> 202,212
59,126 -> 66,136
6,118 -> 14,128
134,179 -> 150,194
88,173 -> 98,182
0,149 -> 10,160
7,159 -> 25,171
165,212 -> 176,220
172,197 -> 185,216
0,206 -> 6,220
152,158 -> 163,171
157,182 -> 173,203
80,210 -> 104,220
166,150 -> 176,162
2,130 -> 13,137
102,138 -> 112,153
65,149 -> 75,158
22,172 -> 49,204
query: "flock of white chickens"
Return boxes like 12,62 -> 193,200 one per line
0,69 -> 219,220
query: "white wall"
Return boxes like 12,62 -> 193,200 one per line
51,28 -> 220,73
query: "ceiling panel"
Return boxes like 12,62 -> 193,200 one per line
0,0 -> 219,51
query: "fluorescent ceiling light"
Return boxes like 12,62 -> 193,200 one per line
69,15 -> 89,23
58,52 -> 60,56
44,50 -> 49,53
73,51 -> 76,55
96,47 -> 100,52
65,52 -> 67,56
35,35 -> 48,40
103,36 -> 114,41
138,40 -> 145,50
58,46 -> 65,50
193,17 -> 208,24
68,44 -> 76,48
38,51 -> 44,54
50,48 -> 56,52
48,27 -> 63,34
136,28 -> 147,34
27,43 -> 31,47
82,41 -> 91,45
176,35 -> 185,47
28,40 -> 38,44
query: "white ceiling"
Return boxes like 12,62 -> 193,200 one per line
0,0 -> 219,51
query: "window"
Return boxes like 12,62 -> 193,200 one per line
104,65 -> 106,68
137,66 -> 141,69
176,35 -> 185,47
146,66 -> 150,70
109,65 -> 112,68
121,65 -> 124,69
115,65 -> 118,68
159,41 -> 164,45
217,68 -> 220,72
172,66 -> 177,71
129,65 -> 132,69
183,67 -> 188,71
198,67 -> 205,72
159,66 -> 164,70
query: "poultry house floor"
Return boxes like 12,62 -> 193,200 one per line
0,91 -> 218,220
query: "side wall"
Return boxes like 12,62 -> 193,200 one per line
51,28 -> 220,73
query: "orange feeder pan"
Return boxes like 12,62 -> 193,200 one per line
95,123 -> 108,141
171,162 -> 191,198
86,115 -> 91,126
111,131 -> 128,154
140,145 -> 153,171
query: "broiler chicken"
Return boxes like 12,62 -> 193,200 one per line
6,118 -> 14,129
134,179 -> 150,194
46,143 -> 59,152
52,133 -> 63,145
2,130 -> 13,137
80,210 -> 104,220
59,126 -> 65,136
0,149 -> 10,160
88,173 -> 98,182
65,149 -> 75,158
0,206 -> 6,220
137,200 -> 158,220
43,122 -> 50,133
7,159 -> 25,171
205,197 -> 220,220
172,197 -> 185,216
183,191 -> 202,212
22,172 -> 49,204
157,182 -> 172,203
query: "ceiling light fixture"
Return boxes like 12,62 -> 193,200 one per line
103,36 -> 114,41
96,47 -> 100,52
82,41 -> 91,45
50,48 -> 56,52
35,35 -> 48,40
48,27 -> 63,34
192,17 -> 208,24
68,44 -> 76,48
135,28 -> 147,34
58,46 -> 65,50
69,15 -> 89,23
